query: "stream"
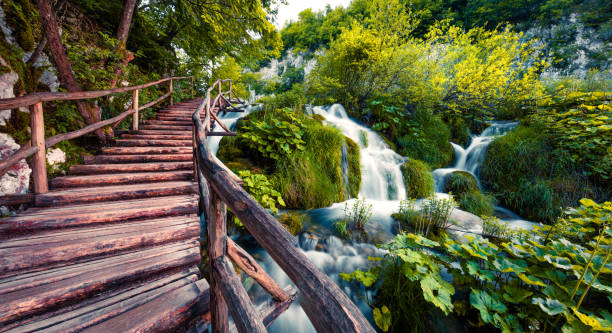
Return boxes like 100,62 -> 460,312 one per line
211,104 -> 532,332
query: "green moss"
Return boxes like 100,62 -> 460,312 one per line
396,110 -> 454,169
444,171 -> 479,196
1,0 -> 37,52
446,116 -> 471,147
400,158 -> 434,199
345,136 -> 361,198
456,191 -> 495,217
278,213 -> 303,235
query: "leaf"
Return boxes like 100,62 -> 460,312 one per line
502,285 -> 533,303
532,297 -> 566,316
373,306 -> 391,332
420,274 -> 455,315
470,289 -> 507,325
571,308 -> 604,330
517,273 -> 547,287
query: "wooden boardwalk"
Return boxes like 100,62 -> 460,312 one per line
0,99 -> 210,332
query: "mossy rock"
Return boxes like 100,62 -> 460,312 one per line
278,212 -> 303,235
444,171 -> 479,196
311,114 -> 326,122
345,136 -> 361,198
400,158 -> 434,199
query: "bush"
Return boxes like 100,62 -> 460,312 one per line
278,213 -> 303,235
400,159 -> 434,199
456,191 -> 495,217
506,179 -> 560,223
481,216 -> 511,240
396,110 -> 455,169
237,170 -> 285,214
343,198 -> 372,230
443,171 -> 479,196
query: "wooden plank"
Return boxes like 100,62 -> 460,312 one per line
8,269 -> 199,333
192,117 -> 375,333
84,154 -> 192,164
0,241 -> 200,323
50,171 -> 193,188
212,257 -> 266,333
227,238 -> 289,302
0,194 -> 35,206
101,146 -> 192,155
114,139 -> 191,147
139,91 -> 171,111
69,162 -> 193,174
81,279 -> 210,333
229,286 -> 297,332
0,76 -> 192,110
208,189 -> 229,333
30,102 -> 48,193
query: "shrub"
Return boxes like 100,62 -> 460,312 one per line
241,108 -> 306,160
343,198 -> 373,230
400,159 -> 434,199
334,220 -> 349,239
481,216 -> 511,240
443,171 -> 479,195
396,110 -> 454,169
456,191 -> 495,217
392,198 -> 421,232
506,179 -> 561,223
393,196 -> 457,236
278,213 -> 303,235
237,170 -> 285,214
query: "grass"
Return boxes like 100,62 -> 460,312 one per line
345,136 -> 361,198
444,171 -> 479,195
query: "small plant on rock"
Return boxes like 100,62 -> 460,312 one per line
344,198 -> 373,230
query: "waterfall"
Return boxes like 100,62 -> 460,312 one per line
433,121 -> 518,191
310,104 -> 407,201
340,143 -> 351,199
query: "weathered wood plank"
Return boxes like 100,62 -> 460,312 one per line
69,162 -> 193,174
0,193 -> 35,206
50,171 -> 193,188
226,238 -> 289,302
208,189 -> 229,333
212,256 -> 266,333
30,102 -> 48,193
229,286 -> 297,332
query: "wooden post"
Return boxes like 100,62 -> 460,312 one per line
191,76 -> 194,99
132,89 -> 139,130
169,79 -> 174,105
29,102 -> 48,194
218,81 -> 222,98
208,188 -> 229,333
229,81 -> 233,101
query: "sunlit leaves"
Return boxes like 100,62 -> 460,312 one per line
469,289 -> 507,325
532,297 -> 567,316
373,306 -> 392,332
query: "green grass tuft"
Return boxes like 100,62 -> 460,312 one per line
400,159 -> 435,199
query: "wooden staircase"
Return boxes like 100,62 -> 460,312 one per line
0,100 -> 210,332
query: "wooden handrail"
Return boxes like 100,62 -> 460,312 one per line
192,79 -> 375,333
0,75 -> 194,194
0,76 -> 191,109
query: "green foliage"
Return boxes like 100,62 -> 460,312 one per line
343,198 -> 373,230
237,170 -> 285,214
1,0 -> 37,52
209,57 -> 248,98
373,306 -> 392,332
393,196 -> 457,236
456,191 -> 496,217
334,219 -> 349,239
396,109 -> 454,169
400,159 -> 434,199
444,171 -> 479,195
353,199 -> 612,332
277,212 -> 303,235
481,216 -> 512,240
240,108 -> 306,160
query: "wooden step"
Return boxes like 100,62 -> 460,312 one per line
131,129 -> 196,136
70,162 -> 193,174
82,279 -> 210,333
113,139 -> 191,147
50,171 -> 193,188
101,146 -> 192,155
84,154 -> 192,164
140,124 -> 192,131
0,195 -> 197,236
144,120 -> 192,126
36,181 -> 197,206
4,268 -> 202,333
0,240 -> 200,324
0,215 -> 199,275
120,134 -> 192,140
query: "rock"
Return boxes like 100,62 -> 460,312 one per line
46,147 -> 66,166
0,57 -> 20,126
0,134 -> 32,211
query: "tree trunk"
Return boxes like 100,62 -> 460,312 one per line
36,0 -> 107,142
116,0 -> 138,46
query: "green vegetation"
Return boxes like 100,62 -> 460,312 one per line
277,212 -> 303,235
346,199 -> 612,332
443,171 -> 479,195
218,105 -> 361,209
399,159 -> 434,199
237,170 -> 285,214
444,171 -> 496,216
392,196 -> 456,236
482,92 -> 611,223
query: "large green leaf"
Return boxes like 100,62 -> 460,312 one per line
420,274 -> 455,315
502,285 -> 533,303
373,306 -> 391,332
532,297 -> 567,315
470,289 -> 507,325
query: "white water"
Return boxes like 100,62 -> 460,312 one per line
206,104 -> 258,155
433,121 -> 518,192
310,104 -> 407,201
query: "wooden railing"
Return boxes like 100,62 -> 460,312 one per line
192,79 -> 375,332
0,76 -> 194,199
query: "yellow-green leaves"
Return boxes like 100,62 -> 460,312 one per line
373,306 -> 391,332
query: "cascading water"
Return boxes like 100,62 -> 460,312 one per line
310,104 -> 407,201
433,121 -> 518,192
206,104 -> 258,154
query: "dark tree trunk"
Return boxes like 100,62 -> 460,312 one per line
116,0 -> 138,46
36,0 -> 107,142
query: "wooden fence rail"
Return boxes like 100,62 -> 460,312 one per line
192,79 -> 376,333
0,76 -> 193,197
